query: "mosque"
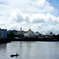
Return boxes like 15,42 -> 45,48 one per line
24,28 -> 35,38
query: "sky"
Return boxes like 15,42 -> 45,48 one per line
0,0 -> 59,34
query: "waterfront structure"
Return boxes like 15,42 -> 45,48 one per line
45,32 -> 55,38
24,28 -> 35,38
35,32 -> 40,37
0,28 -> 7,39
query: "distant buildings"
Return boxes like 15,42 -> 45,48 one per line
7,27 -> 42,38
7,27 -> 55,39
45,32 -> 55,38
0,28 -> 7,39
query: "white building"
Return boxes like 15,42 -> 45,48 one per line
35,32 -> 39,37
24,28 -> 35,38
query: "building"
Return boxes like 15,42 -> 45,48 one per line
17,27 -> 24,36
0,28 -> 7,39
35,31 -> 40,37
45,32 -> 55,38
24,28 -> 35,38
19,27 -> 23,35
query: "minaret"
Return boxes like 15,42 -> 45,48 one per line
20,27 -> 23,35
20,27 -> 22,31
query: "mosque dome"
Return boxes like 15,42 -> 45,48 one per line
28,28 -> 32,31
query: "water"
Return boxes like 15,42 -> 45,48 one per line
0,41 -> 59,59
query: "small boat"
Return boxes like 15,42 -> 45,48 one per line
10,53 -> 19,57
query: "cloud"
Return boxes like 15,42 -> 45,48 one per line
0,0 -> 59,34
27,0 -> 57,14
3,0 -> 56,14
0,0 -> 7,5
7,9 -> 59,34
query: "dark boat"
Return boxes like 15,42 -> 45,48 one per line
10,53 -> 19,57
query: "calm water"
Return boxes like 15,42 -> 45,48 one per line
0,41 -> 59,59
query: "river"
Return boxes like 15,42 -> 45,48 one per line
0,41 -> 59,59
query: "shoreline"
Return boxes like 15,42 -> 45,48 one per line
0,38 -> 59,43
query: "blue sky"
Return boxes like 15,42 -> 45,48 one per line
0,0 -> 59,34
49,0 -> 59,9
48,0 -> 59,16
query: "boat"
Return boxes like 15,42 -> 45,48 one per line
10,53 -> 19,57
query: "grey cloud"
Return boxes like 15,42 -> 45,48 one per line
11,11 -> 30,23
26,16 -> 30,23
16,14 -> 24,22
0,24 -> 5,25
33,19 -> 45,23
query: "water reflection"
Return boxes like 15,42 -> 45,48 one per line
0,44 -> 7,59
0,41 -> 59,59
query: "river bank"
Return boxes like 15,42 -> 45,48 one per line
0,37 -> 59,43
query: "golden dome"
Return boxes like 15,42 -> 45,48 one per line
28,28 -> 32,31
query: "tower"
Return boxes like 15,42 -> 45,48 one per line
20,27 -> 23,35
20,27 -> 22,31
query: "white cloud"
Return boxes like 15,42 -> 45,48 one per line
6,9 -> 59,34
0,0 -> 59,34
2,0 -> 56,14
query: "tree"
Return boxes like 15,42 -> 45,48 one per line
50,32 -> 53,34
